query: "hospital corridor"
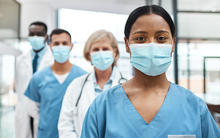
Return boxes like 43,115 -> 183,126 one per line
0,0 -> 220,138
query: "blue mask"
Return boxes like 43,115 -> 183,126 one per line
52,45 -> 71,63
91,51 -> 114,71
28,36 -> 45,50
129,43 -> 172,76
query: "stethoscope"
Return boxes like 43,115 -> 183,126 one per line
75,71 -> 127,107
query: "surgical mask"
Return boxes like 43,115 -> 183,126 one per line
91,51 -> 114,71
129,42 -> 172,76
52,45 -> 71,63
28,36 -> 45,50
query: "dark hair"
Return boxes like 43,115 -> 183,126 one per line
49,28 -> 72,42
29,21 -> 48,33
124,5 -> 175,39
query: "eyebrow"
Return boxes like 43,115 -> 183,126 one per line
155,30 -> 169,34
132,31 -> 148,35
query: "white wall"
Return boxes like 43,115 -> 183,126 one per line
178,13 -> 220,39
17,0 -> 145,38
17,0 -> 56,38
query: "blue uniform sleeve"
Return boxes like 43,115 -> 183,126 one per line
200,102 -> 220,138
80,101 -> 99,138
24,75 -> 40,103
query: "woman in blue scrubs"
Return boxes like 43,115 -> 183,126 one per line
81,5 -> 220,138
25,29 -> 86,138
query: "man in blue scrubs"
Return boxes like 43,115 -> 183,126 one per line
25,28 -> 86,138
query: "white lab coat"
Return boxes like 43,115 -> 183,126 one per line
58,67 -> 125,138
15,46 -> 53,138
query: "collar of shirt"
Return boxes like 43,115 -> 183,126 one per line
92,66 -> 116,95
32,45 -> 47,63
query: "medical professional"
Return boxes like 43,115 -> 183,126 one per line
15,21 -> 53,138
58,30 -> 126,138
81,5 -> 220,138
24,28 -> 87,138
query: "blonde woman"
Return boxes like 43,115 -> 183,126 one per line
58,30 -> 126,138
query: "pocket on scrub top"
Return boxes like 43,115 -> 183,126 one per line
168,135 -> 196,138
37,127 -> 47,138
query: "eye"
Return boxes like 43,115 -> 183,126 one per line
92,48 -> 99,52
63,42 -> 68,45
135,36 -> 146,41
54,42 -> 59,46
103,48 -> 110,51
157,36 -> 168,42
37,32 -> 44,36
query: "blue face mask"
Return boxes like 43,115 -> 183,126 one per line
52,45 -> 71,63
28,36 -> 45,50
91,51 -> 114,71
129,43 -> 172,76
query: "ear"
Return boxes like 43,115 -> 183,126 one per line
88,53 -> 91,61
113,51 -> 116,58
124,37 -> 130,54
49,42 -> 53,50
44,34 -> 49,43
70,43 -> 74,50
171,37 -> 176,56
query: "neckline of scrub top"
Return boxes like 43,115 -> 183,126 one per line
49,65 -> 74,85
53,72 -> 70,84
119,82 -> 173,126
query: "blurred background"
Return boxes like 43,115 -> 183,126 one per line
0,0 -> 220,137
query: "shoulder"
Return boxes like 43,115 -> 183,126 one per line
171,82 -> 207,112
171,83 -> 201,100
16,50 -> 31,62
68,73 -> 90,89
42,46 -> 53,57
72,64 -> 87,75
32,66 -> 51,82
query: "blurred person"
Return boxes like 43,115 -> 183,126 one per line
81,5 -> 220,138
24,28 -> 86,138
15,21 -> 53,138
58,30 -> 127,138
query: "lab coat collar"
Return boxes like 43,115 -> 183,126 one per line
31,45 -> 47,59
23,46 -> 53,75
88,66 -> 123,87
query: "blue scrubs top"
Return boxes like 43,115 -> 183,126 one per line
25,65 -> 86,138
81,83 -> 220,138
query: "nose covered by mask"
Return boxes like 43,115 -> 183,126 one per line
91,51 -> 114,71
28,36 -> 45,50
52,45 -> 71,63
129,43 -> 172,76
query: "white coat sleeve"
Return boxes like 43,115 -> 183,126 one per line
58,80 -> 79,138
14,56 -> 20,93
24,96 -> 40,138
24,96 -> 40,119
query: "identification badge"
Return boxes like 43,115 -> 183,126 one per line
168,135 -> 196,138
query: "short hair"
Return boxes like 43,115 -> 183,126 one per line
83,30 -> 120,66
29,21 -> 48,33
49,28 -> 72,42
124,5 -> 175,39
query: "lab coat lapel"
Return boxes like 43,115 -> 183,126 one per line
86,73 -> 96,103
38,47 -> 53,70
23,50 -> 33,76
